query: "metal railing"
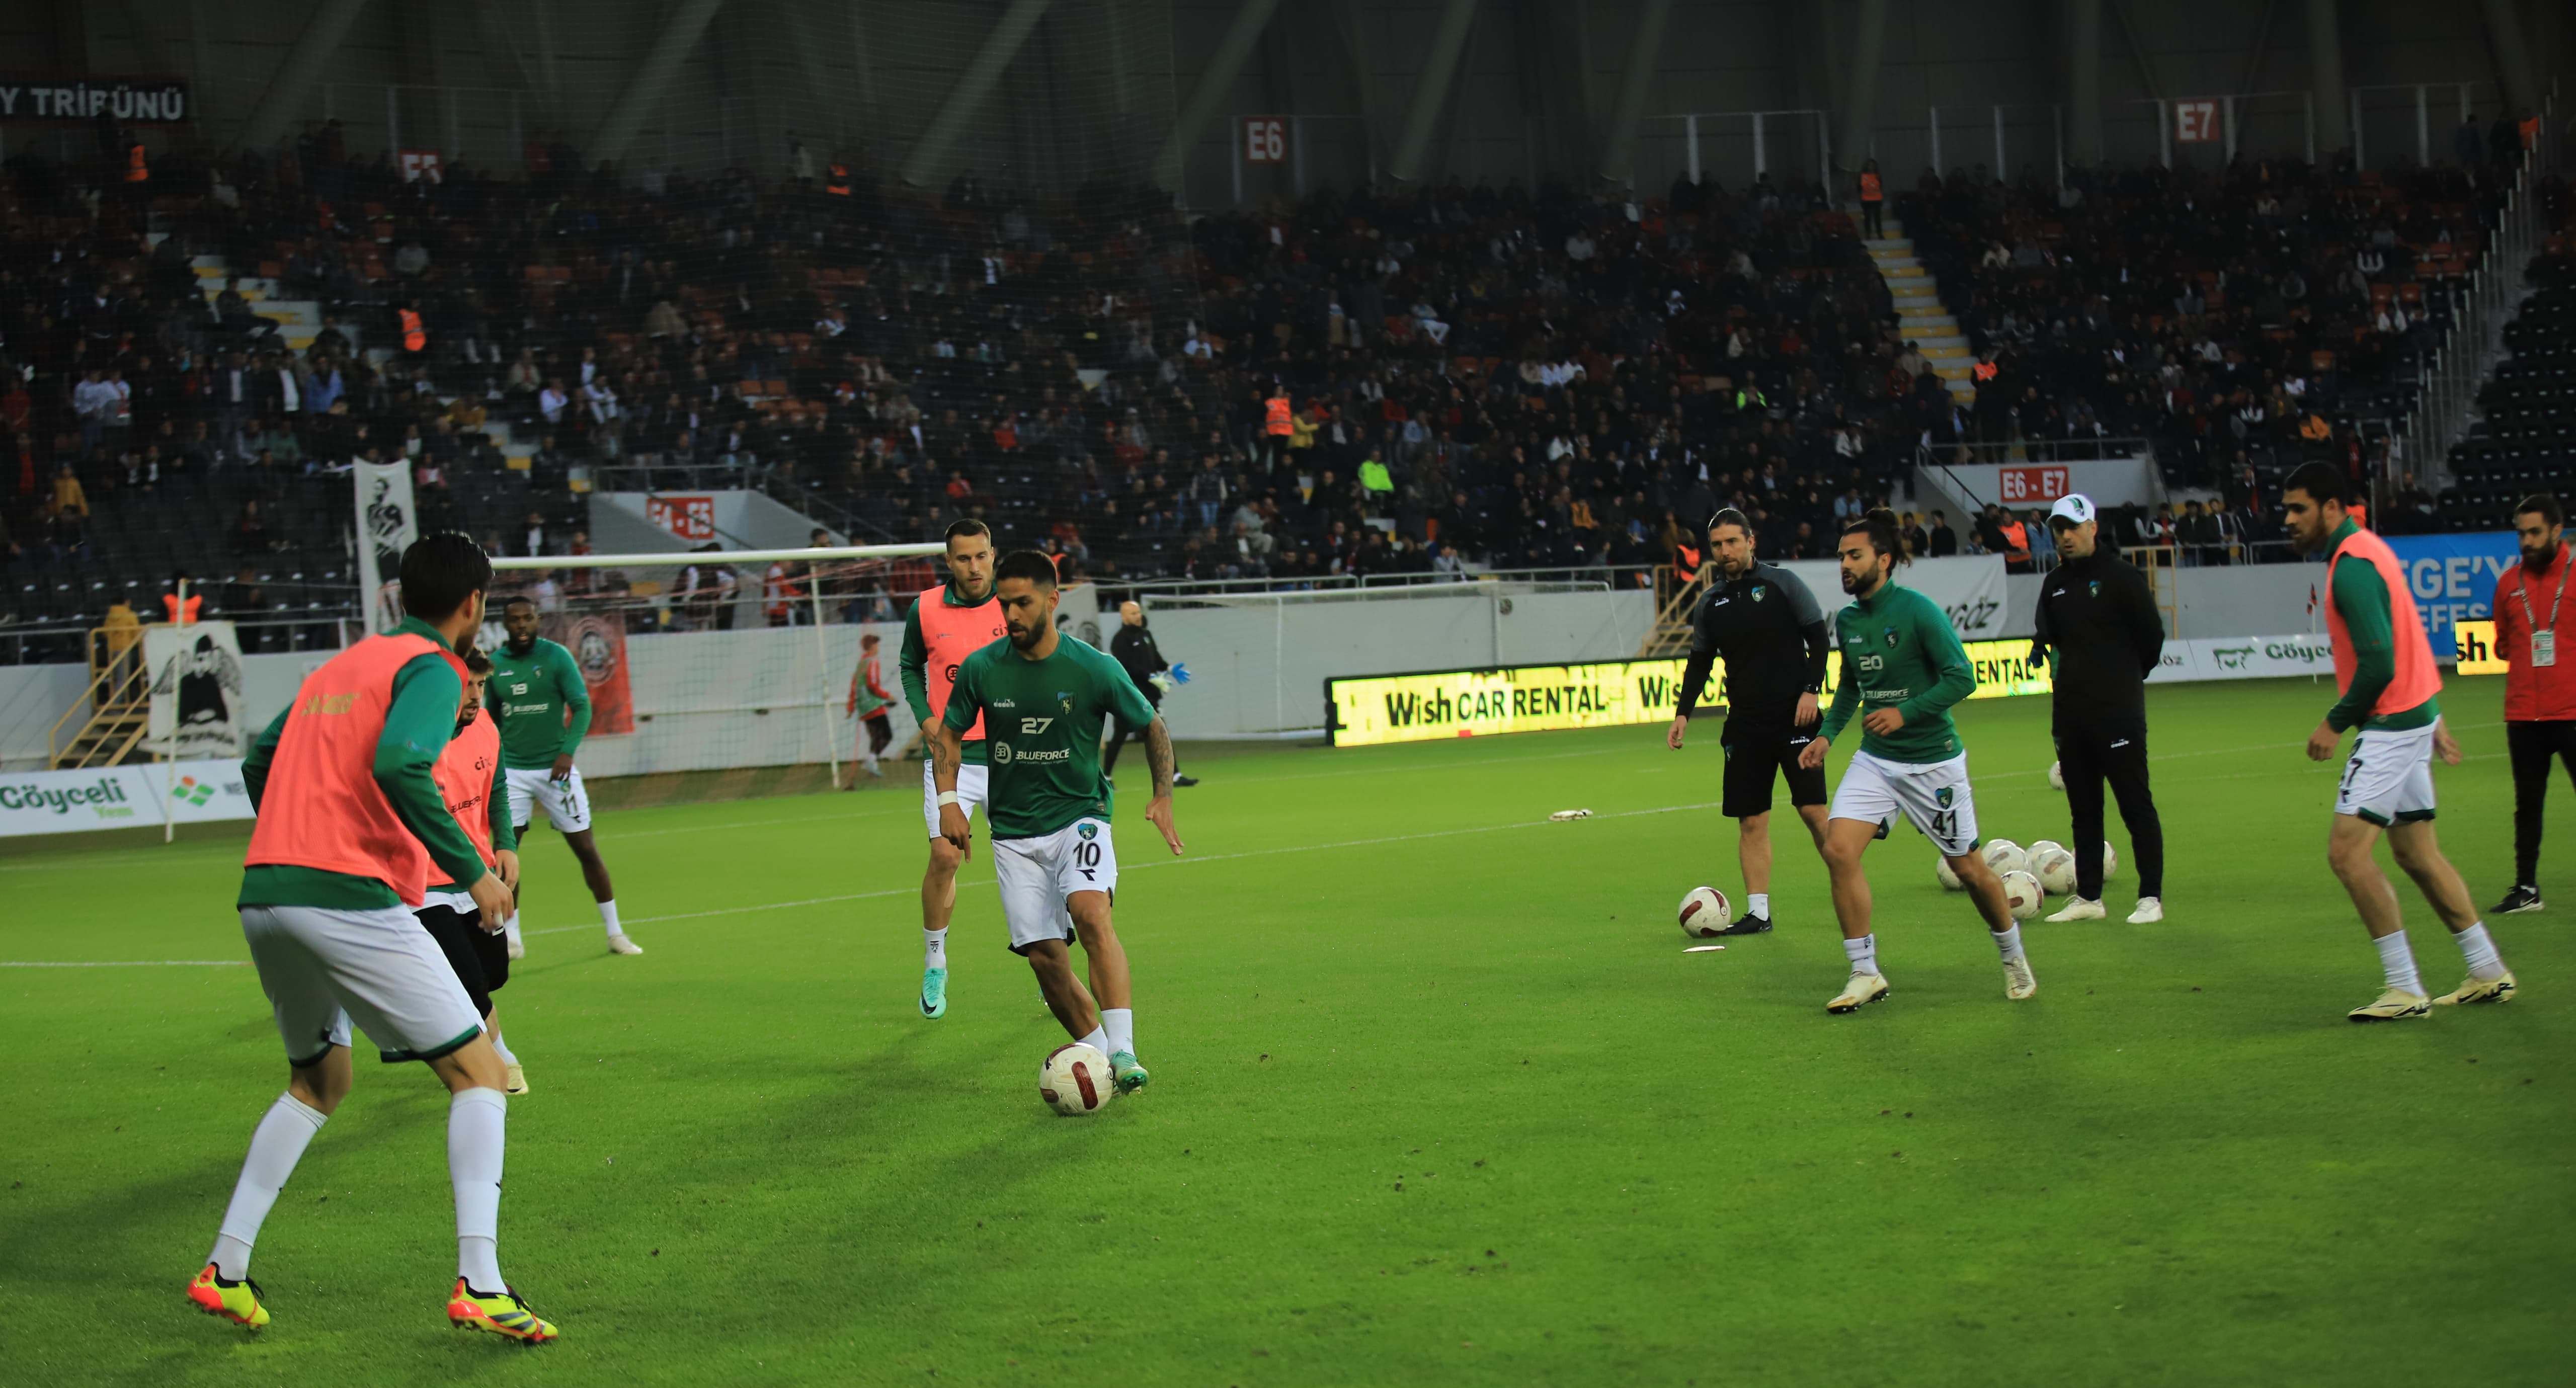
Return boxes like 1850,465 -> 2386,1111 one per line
587,465 -> 904,545
1916,437 -> 2154,469
2398,93 -> 2556,492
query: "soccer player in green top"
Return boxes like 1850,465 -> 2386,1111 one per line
2282,462 -> 2514,1020
929,550 -> 1185,1093
1798,510 -> 2034,1013
487,597 -> 640,958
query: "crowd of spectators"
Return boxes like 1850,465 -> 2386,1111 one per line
1,111 -> 2560,659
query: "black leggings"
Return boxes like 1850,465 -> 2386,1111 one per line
2058,725 -> 2165,899
2507,720 -> 2576,884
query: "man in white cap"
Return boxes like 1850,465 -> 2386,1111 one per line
2029,493 -> 2168,922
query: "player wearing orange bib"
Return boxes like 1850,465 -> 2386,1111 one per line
419,649 -> 528,1094
2283,462 -> 2517,1022
191,533 -> 555,1342
898,519 -> 1006,1018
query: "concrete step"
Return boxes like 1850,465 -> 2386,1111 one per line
1912,334 -> 1971,350
1871,256 -> 1923,271
1894,294 -> 1942,310
1898,315 -> 1961,332
1883,273 -> 1935,291
1931,363 -> 1975,379
1866,242 -> 1915,258
1921,343 -> 1972,360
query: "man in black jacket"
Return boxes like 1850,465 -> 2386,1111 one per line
1106,601 -> 1198,786
1666,509 -> 1832,933
2030,494 -> 2167,922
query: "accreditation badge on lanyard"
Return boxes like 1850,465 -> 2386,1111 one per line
2519,558 -> 2567,668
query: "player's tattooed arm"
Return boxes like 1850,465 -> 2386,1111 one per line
928,719 -> 973,857
1142,718 -> 1185,856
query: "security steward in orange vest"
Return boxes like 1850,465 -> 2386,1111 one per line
1858,159 -> 1886,238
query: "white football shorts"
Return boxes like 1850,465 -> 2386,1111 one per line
992,817 -> 1118,954
1831,749 -> 1981,858
2336,720 -> 2439,826
240,903 -> 486,1065
922,759 -> 992,839
505,764 -> 593,833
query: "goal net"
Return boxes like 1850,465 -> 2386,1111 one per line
481,544 -> 1113,802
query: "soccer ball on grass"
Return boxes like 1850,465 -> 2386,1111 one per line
1039,1043 -> 1114,1116
1981,839 -> 2029,877
1934,856 -> 1964,891
2033,846 -> 2078,897
2102,841 -> 2120,881
1999,869 -> 2045,921
1678,885 -> 1732,939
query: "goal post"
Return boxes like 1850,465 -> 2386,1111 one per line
482,544 -> 950,795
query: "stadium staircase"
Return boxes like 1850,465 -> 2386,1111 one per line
1637,568 -> 1710,659
1859,212 -> 1978,405
46,637 -> 152,768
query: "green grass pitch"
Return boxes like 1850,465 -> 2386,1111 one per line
4,675 -> 2570,1386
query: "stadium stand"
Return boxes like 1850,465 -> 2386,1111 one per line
1,126 -> 2565,664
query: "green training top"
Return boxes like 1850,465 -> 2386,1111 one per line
943,633 -> 1158,839
2324,517 -> 2441,733
902,582 -> 993,765
1819,579 -> 1978,763
427,713 -> 519,895
238,617 -> 490,909
486,636 -> 592,770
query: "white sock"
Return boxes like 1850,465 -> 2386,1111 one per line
598,900 -> 622,939
448,1088 -> 507,1291
487,1027 -> 519,1068
2374,930 -> 2424,995
1748,892 -> 1770,920
1077,1025 -> 1109,1054
1992,924 -> 2026,963
503,911 -> 522,946
2453,922 -> 2507,981
1842,933 -> 1879,976
923,928 -> 948,970
210,1093 -> 329,1279
1101,1008 -> 1135,1057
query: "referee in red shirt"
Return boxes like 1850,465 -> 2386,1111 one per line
2492,494 -> 2576,915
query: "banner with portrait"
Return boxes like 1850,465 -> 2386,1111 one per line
353,462 -> 418,634
144,620 -> 246,758
545,611 -> 635,737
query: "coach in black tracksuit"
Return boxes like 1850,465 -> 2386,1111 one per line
2030,494 -> 2167,920
1667,508 -> 1832,933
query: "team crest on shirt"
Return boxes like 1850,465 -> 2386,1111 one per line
1058,691 -> 1075,714
1936,786 -> 1954,808
1751,586 -> 1766,602
1077,822 -> 1097,841
2089,580 -> 2101,597
1883,627 -> 1902,648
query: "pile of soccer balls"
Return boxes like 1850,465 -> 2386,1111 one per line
1936,837 -> 2116,918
